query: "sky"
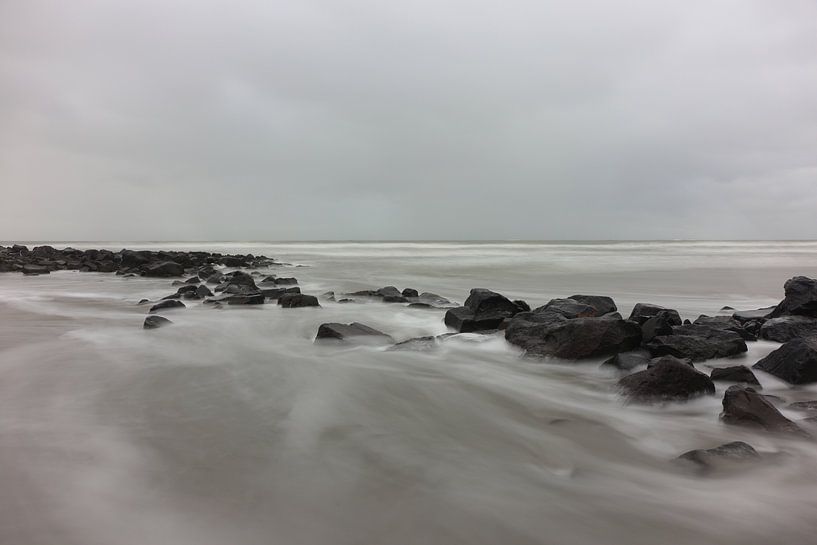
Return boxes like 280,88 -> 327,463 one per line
1,0 -> 816,241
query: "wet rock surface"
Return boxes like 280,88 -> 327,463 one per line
618,356 -> 716,403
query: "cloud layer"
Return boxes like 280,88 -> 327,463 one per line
2,0 -> 816,240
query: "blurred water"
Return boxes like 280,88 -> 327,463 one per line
1,241 -> 817,545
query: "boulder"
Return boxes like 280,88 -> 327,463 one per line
753,338 -> 817,384
641,312 -> 675,343
143,261 -> 185,277
402,288 -> 419,298
149,300 -> 186,313
315,322 -> 393,343
720,385 -> 807,436
644,324 -> 747,362
383,295 -> 409,303
376,286 -> 402,298
507,313 -> 641,359
569,295 -> 617,315
601,350 -> 651,371
710,365 -> 760,386
618,356 -> 715,402
278,293 -> 320,308
676,442 -> 760,471
759,316 -> 817,343
195,284 -> 213,298
693,315 -> 757,341
143,315 -> 173,329
444,288 -> 522,332
770,276 -> 817,318
628,303 -> 682,325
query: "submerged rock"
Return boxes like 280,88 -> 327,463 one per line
710,365 -> 761,386
618,356 -> 715,402
753,338 -> 817,384
720,385 -> 807,436
676,441 -> 760,471
315,322 -> 393,343
143,315 -> 173,329
278,293 -> 320,308
148,299 -> 186,313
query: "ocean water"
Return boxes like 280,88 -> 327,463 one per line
1,240 -> 817,545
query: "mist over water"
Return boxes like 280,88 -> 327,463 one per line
2,241 -> 817,545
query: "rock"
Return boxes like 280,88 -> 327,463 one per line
513,299 -> 531,312
618,356 -> 715,402
376,286 -> 402,298
720,306 -> 735,311
601,350 -> 651,371
444,288 -> 522,332
215,270 -> 258,293
22,264 -> 50,275
676,441 -> 760,471
628,303 -> 682,326
759,316 -> 817,343
347,290 -> 379,296
401,288 -> 419,298
511,313 -> 642,359
388,334 -> 452,352
137,299 -> 150,305
272,277 -> 298,285
693,315 -> 757,341
383,295 -> 409,303
418,292 -> 453,306
788,400 -> 817,414
732,306 -> 776,323
753,338 -> 817,384
532,298 -> 597,319
149,299 -> 186,313
569,295 -> 617,315
260,287 -> 287,299
278,293 -> 320,308
205,271 -> 224,284
710,365 -> 761,386
720,385 -> 807,436
143,315 -> 173,329
143,261 -> 185,277
184,276 -> 200,284
641,312 -> 675,343
770,276 -> 817,318
195,284 -> 213,298
644,324 -> 747,361
315,322 -> 393,343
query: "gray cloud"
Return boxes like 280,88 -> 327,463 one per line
1,0 -> 816,240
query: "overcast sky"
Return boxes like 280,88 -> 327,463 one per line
1,0 -> 816,241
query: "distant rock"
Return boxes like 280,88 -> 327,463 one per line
22,264 -> 50,275
618,356 -> 715,402
149,299 -> 186,313
315,322 -> 393,343
195,284 -> 213,298
710,365 -> 760,386
720,385 -> 807,436
753,338 -> 817,384
278,293 -> 320,308
759,316 -> 817,343
143,315 -> 173,329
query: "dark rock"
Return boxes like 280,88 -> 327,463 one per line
402,288 -> 419,298
710,365 -> 761,386
753,338 -> 817,384
315,322 -> 393,343
143,261 -> 184,278
693,315 -> 757,341
322,291 -> 336,301
641,312 -> 675,343
732,306 -> 776,323
338,298 -> 355,303
444,288 -> 522,332
347,290 -> 379,296
569,295 -> 617,315
645,324 -> 747,361
185,276 -> 200,284
195,284 -> 213,298
149,299 -> 186,313
137,299 -> 150,305
383,295 -> 409,303
278,293 -> 320,308
205,271 -> 224,284
272,277 -> 298,285
506,312 -> 641,359
677,441 -> 760,471
144,315 -> 173,329
759,316 -> 817,343
628,303 -> 682,326
260,287 -> 287,299
720,385 -> 807,436
22,264 -> 50,275
720,306 -> 735,311
618,356 -> 715,402
376,286 -> 402,298
601,350 -> 651,371
533,298 -> 597,319
788,400 -> 817,414
770,276 -> 817,318
513,300 -> 531,312
418,292 -> 453,306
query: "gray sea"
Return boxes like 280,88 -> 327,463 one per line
2,241 -> 817,545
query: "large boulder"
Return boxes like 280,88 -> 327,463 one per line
618,356 -> 715,402
720,385 -> 807,436
770,276 -> 817,318
759,316 -> 817,343
753,338 -> 817,384
315,322 -> 393,343
143,261 -> 185,277
693,315 -> 757,341
444,288 -> 522,332
644,324 -> 747,362
507,313 -> 641,359
143,315 -> 173,329
278,293 -> 320,308
628,303 -> 682,326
